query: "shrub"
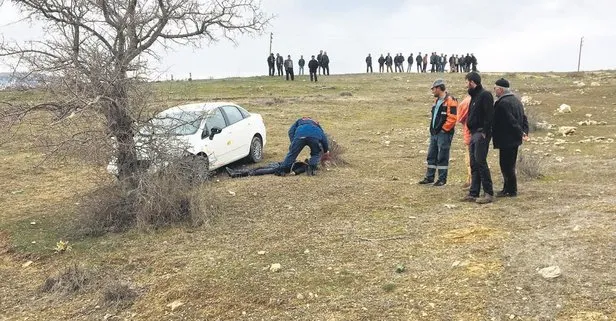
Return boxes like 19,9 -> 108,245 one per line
40,264 -> 92,294
322,135 -> 348,167
517,153 -> 544,180
102,281 -> 138,308
77,156 -> 218,235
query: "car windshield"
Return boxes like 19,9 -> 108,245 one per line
148,111 -> 203,136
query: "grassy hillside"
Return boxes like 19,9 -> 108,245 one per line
1,71 -> 615,320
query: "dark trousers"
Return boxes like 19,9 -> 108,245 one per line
416,64 -> 422,72
499,146 -> 519,194
422,63 -> 427,72
280,137 -> 321,171
310,71 -> 317,82
424,131 -> 454,182
276,64 -> 283,76
323,64 -> 329,75
366,64 -> 373,73
285,68 -> 294,81
268,64 -> 275,76
469,133 -> 494,196
386,65 -> 393,73
379,64 -> 384,73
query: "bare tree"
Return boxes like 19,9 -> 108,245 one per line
0,0 -> 270,183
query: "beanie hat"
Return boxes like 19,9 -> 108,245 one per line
465,72 -> 481,85
495,78 -> 510,88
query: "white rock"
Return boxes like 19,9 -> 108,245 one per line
585,114 -> 592,118
576,82 -> 586,87
304,249 -> 310,254
590,82 -> 600,87
22,261 -> 33,268
558,104 -> 572,113
296,293 -> 305,300
558,126 -> 577,136
227,190 -> 236,196
257,251 -> 266,255
269,263 -> 282,272
538,266 -> 561,279
167,300 -> 184,311
444,204 -> 457,209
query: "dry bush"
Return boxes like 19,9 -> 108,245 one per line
77,157 -> 217,235
322,135 -> 348,167
102,281 -> 138,308
525,106 -> 544,133
517,152 -> 545,180
40,264 -> 92,294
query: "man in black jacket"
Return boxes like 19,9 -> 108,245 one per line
407,53 -> 414,72
492,78 -> 529,197
366,54 -> 373,73
317,50 -> 323,75
276,53 -> 283,76
267,53 -> 275,76
462,72 -> 495,204
416,53 -> 423,73
378,54 -> 385,73
308,55 -> 319,82
322,51 -> 330,75
385,53 -> 393,73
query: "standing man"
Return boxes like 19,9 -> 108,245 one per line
461,72 -> 495,204
422,53 -> 428,73
385,53 -> 393,73
416,52 -> 423,73
492,78 -> 529,197
407,53 -> 414,72
471,53 -> 478,72
322,51 -> 330,75
366,54 -> 373,73
308,55 -> 319,82
378,54 -> 385,73
277,117 -> 330,176
284,55 -> 294,81
317,50 -> 324,75
276,53 -> 283,76
267,53 -> 275,76
456,95 -> 473,188
418,79 -> 458,186
298,55 -> 305,75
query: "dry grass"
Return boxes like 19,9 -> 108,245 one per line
1,72 -> 616,320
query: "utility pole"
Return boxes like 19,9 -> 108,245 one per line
269,32 -> 273,55
577,36 -> 584,72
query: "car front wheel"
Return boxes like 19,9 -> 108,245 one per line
248,136 -> 263,163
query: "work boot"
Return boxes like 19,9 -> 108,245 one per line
418,177 -> 434,185
475,194 -> 494,204
460,194 -> 477,202
225,167 -> 237,178
495,191 -> 517,197
433,180 -> 446,187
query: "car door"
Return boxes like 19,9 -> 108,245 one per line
201,107 -> 230,168
220,105 -> 251,161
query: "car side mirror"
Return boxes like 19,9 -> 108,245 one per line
209,127 -> 222,140
201,129 -> 209,139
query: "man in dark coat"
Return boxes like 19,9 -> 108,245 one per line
407,53 -> 414,72
416,52 -> 423,73
267,53 -> 275,76
317,50 -> 324,75
278,117 -> 330,176
284,55 -> 294,81
462,72 -> 495,204
322,51 -> 330,75
276,53 -> 283,76
366,54 -> 373,73
385,53 -> 393,73
492,78 -> 529,197
308,55 -> 319,82
378,54 -> 386,73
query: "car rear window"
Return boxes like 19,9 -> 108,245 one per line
222,106 -> 244,125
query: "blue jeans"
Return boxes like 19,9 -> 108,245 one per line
425,131 -> 453,182
280,137 -> 321,172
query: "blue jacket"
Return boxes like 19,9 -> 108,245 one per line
288,117 -> 329,152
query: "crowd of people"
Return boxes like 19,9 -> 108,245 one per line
267,50 -> 331,82
365,52 -> 478,73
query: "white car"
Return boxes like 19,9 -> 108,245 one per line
107,102 -> 266,174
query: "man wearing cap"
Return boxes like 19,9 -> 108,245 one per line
492,78 -> 529,197
462,72 -> 495,204
418,79 -> 458,186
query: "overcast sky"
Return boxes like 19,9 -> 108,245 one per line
1,0 -> 615,79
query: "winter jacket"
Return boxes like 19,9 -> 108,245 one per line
378,56 -> 385,65
276,55 -> 283,65
467,84 -> 494,137
322,54 -> 330,65
267,55 -> 275,65
298,58 -> 305,67
416,55 -> 423,64
430,94 -> 458,135
308,59 -> 319,71
407,55 -> 413,64
288,117 -> 329,152
284,58 -> 293,69
492,93 -> 529,149
366,56 -> 372,65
